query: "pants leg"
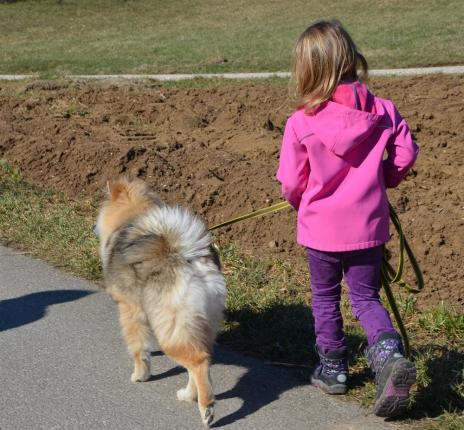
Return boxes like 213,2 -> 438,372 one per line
307,248 -> 345,355
343,246 -> 397,346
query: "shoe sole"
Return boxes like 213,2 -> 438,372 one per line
311,376 -> 347,395
374,358 -> 416,417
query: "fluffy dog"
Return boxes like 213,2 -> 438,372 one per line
95,178 -> 226,427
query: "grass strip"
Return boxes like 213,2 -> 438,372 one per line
1,0 -> 463,76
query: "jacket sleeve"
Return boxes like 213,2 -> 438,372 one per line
276,119 -> 310,210
383,104 -> 419,188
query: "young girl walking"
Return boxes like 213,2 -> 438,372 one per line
277,20 -> 419,417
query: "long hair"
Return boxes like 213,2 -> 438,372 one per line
291,20 -> 368,113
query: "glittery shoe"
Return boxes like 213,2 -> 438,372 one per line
366,332 -> 416,417
311,347 -> 348,395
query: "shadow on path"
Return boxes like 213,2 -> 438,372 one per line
211,302 -> 366,427
0,289 -> 93,332
148,365 -> 186,382
212,346 -> 305,428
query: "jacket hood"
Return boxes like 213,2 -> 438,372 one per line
310,82 -> 384,157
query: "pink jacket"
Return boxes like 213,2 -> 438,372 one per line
276,82 -> 419,251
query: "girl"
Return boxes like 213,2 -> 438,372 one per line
277,20 -> 419,417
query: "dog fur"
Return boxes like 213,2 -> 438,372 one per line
95,178 -> 226,427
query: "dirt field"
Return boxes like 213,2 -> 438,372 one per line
0,75 -> 462,310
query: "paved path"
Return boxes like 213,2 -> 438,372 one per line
0,65 -> 463,81
0,245 -> 400,430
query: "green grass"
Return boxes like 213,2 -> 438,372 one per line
0,0 -> 463,76
0,162 -> 101,279
0,164 -> 463,429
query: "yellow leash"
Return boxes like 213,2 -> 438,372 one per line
381,203 -> 424,357
209,200 -> 424,357
209,201 -> 291,231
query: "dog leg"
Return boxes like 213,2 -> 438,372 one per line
177,369 -> 198,402
113,290 -> 152,383
163,343 -> 214,427
191,360 -> 215,427
130,350 -> 151,383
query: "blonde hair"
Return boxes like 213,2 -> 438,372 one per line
291,20 -> 368,113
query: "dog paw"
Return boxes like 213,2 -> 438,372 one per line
131,367 -> 150,383
201,405 -> 214,427
177,388 -> 197,402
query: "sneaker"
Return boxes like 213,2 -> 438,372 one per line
366,332 -> 416,417
311,347 -> 348,395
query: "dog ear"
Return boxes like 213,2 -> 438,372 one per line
108,180 -> 128,201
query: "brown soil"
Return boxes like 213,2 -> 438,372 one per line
0,76 -> 463,310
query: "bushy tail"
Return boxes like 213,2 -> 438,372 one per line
117,205 -> 213,280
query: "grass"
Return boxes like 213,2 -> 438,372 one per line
0,161 -> 101,279
0,163 -> 462,429
0,0 -> 463,76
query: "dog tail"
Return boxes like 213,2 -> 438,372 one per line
115,205 -> 215,279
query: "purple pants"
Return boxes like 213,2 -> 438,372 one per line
307,246 -> 397,355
